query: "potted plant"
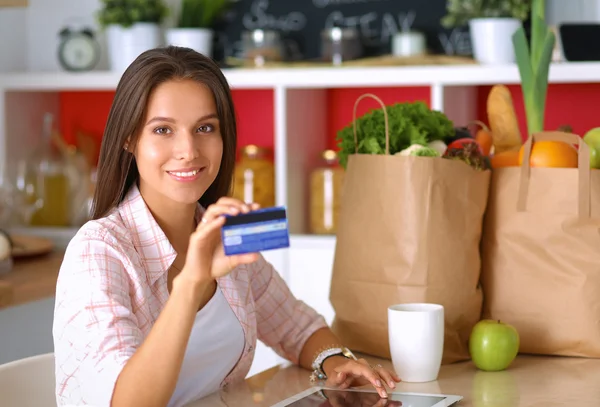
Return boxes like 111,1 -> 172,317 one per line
97,0 -> 169,72
441,0 -> 531,64
165,0 -> 231,57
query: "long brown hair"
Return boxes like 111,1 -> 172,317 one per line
92,46 -> 237,220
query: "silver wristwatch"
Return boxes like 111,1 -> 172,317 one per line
310,346 -> 357,382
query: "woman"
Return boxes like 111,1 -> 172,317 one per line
52,46 -> 400,407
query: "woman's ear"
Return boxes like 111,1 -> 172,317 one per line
124,137 -> 131,152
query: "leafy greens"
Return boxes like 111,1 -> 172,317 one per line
336,101 -> 455,168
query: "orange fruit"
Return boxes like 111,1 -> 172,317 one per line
490,149 -> 520,168
518,141 -> 578,168
475,129 -> 493,156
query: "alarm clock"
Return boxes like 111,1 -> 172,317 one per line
57,27 -> 101,72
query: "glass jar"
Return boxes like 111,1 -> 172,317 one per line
232,145 -> 275,208
24,113 -> 71,227
309,150 -> 345,235
242,29 -> 284,67
321,27 -> 362,65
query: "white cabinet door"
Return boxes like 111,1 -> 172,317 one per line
246,249 -> 288,378
246,340 -> 285,378
261,249 -> 288,281
246,238 -> 337,378
287,236 -> 336,325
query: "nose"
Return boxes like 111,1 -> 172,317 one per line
174,130 -> 199,161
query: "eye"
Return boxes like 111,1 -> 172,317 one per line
197,124 -> 215,133
153,126 -> 172,135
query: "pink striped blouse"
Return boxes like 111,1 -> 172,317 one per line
52,184 -> 328,406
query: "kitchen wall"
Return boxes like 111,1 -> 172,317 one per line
2,0 -> 600,72
547,0 -> 600,24
0,8 -> 26,72
1,0 -> 181,72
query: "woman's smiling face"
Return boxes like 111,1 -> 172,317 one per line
133,78 -> 223,207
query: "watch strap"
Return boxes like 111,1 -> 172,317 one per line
310,346 -> 357,382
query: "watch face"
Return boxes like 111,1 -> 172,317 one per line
59,34 -> 99,71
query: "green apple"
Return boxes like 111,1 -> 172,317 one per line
469,319 -> 519,372
583,127 -> 600,169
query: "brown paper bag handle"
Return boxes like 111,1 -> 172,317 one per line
352,93 -> 390,154
517,131 -> 591,218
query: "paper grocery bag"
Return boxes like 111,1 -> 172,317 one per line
481,131 -> 600,357
329,94 -> 491,364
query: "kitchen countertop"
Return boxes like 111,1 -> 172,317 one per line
188,354 -> 600,406
0,251 -> 64,310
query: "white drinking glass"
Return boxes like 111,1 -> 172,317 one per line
388,303 -> 444,383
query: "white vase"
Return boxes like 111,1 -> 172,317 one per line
469,18 -> 522,64
391,31 -> 426,57
165,28 -> 214,57
106,23 -> 162,72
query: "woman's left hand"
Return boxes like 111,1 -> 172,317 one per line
324,357 -> 401,398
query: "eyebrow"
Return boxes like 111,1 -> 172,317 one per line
145,113 -> 219,126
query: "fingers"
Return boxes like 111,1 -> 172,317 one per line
373,398 -> 390,407
326,371 -> 345,387
374,365 -> 399,389
192,213 -> 226,238
359,359 -> 401,388
339,361 -> 388,398
216,196 -> 257,209
201,198 -> 261,223
228,252 -> 260,267
338,374 -> 354,389
327,371 -> 352,388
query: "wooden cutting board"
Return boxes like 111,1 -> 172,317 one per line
10,235 -> 54,258
0,250 -> 64,310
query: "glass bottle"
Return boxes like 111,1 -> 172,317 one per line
309,150 -> 345,235
232,145 -> 275,208
27,113 -> 71,227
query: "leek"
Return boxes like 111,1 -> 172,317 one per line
513,0 -> 555,136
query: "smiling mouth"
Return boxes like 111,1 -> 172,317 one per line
166,167 -> 206,180
168,169 -> 199,177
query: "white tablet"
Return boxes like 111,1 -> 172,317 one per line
271,387 -> 463,407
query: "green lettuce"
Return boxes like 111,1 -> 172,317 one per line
336,101 -> 454,168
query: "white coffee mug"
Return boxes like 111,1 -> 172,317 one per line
388,303 -> 444,382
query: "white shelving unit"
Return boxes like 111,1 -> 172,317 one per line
4,61 -> 600,238
3,60 -> 600,376
5,60 -> 600,280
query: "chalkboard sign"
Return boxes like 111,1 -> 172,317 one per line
212,0 -> 473,64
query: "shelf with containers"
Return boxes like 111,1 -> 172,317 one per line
3,61 -> 600,252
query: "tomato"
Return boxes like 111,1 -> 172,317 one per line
447,138 -> 483,155
445,127 -> 474,145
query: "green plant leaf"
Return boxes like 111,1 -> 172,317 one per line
530,6 -> 546,75
513,26 -> 536,135
97,0 -> 169,28
440,0 -> 531,28
532,28 -> 556,133
513,26 -> 534,93
178,0 -> 230,28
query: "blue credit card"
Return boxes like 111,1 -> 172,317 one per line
221,206 -> 290,256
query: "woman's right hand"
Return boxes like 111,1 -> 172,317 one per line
179,197 -> 261,285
